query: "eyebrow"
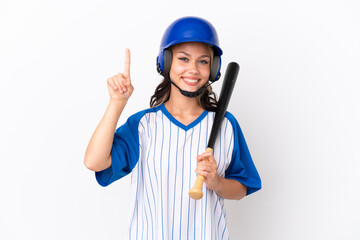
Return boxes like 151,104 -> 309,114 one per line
177,51 -> 210,58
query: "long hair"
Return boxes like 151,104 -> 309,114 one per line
149,78 -> 218,112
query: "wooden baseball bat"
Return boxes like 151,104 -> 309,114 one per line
189,62 -> 240,200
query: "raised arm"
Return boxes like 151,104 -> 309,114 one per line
84,49 -> 133,172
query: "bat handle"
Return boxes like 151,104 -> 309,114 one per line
189,148 -> 213,200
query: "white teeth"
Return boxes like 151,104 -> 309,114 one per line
183,78 -> 198,83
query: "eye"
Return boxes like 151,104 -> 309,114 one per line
179,57 -> 189,62
199,59 -> 209,64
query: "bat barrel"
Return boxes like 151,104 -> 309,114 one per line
189,62 -> 240,200
207,62 -> 239,149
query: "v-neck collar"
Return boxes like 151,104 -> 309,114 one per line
160,103 -> 208,131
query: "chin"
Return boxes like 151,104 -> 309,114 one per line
181,81 -> 206,92
182,86 -> 201,93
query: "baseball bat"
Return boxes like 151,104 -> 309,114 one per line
189,62 -> 240,200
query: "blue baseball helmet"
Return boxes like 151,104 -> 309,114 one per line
156,16 -> 223,82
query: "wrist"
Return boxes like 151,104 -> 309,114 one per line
109,98 -> 127,106
105,98 -> 128,120
213,175 -> 223,195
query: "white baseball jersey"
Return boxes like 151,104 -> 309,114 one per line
96,103 -> 261,240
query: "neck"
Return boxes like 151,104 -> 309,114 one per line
165,86 -> 204,115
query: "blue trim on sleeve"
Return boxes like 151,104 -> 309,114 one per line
95,107 -> 161,187
224,112 -> 262,195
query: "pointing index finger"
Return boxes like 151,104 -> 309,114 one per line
123,48 -> 131,78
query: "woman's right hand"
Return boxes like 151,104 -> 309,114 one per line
107,48 -> 134,101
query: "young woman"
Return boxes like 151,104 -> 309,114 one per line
84,16 -> 261,239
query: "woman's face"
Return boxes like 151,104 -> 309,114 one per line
170,42 -> 211,93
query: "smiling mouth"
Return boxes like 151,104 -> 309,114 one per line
182,77 -> 200,85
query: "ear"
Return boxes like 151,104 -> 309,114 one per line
209,55 -> 221,82
162,49 -> 172,76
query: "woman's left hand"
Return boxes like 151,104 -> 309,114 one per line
195,151 -> 220,191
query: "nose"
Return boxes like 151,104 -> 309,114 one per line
187,60 -> 200,75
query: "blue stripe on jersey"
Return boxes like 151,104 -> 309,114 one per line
195,120 -> 201,239
214,196 -> 219,215
219,126 -> 227,175
218,126 -> 222,169
222,218 -> 227,239
166,120 -> 171,239
186,128 -> 194,239
135,156 -> 140,240
204,179 -> 208,239
179,130 -> 186,239
160,112 -> 165,240
144,110 -> 154,239
144,168 -> 154,239
130,118 -> 148,240
145,142 -> 155,239
171,126 -> 180,239
140,158 -> 146,240
153,111 -> 159,193
217,201 -> 223,233
146,145 -> 157,234
139,121 -> 145,133
145,114 -> 149,137
143,199 -> 148,239
203,113 -> 210,240
227,132 -> 233,159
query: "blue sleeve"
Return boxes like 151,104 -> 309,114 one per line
225,112 -> 262,195
95,113 -> 142,187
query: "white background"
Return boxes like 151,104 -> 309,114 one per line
1,0 -> 359,239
